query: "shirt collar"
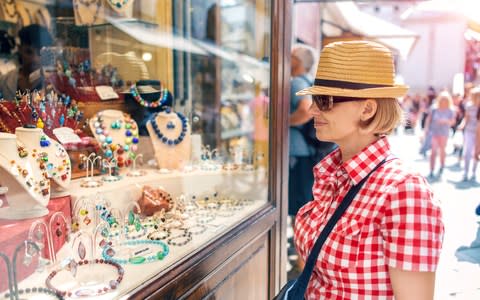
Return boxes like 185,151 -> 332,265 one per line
342,137 -> 391,185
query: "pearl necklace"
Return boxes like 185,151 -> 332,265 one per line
150,109 -> 188,146
130,84 -> 169,108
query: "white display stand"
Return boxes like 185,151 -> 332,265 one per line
0,133 -> 49,219
15,127 -> 72,191
146,110 -> 191,170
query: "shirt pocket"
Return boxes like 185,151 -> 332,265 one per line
321,218 -> 362,270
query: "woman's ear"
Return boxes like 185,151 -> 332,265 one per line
360,99 -> 378,121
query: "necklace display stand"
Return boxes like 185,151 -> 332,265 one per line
15,127 -> 71,192
0,133 -> 49,220
89,109 -> 139,168
146,110 -> 191,170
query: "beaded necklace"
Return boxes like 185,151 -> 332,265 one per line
130,84 -> 169,108
73,0 -> 101,26
93,112 -> 139,160
150,109 -> 188,146
102,239 -> 169,265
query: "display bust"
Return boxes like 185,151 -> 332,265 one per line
146,107 -> 191,170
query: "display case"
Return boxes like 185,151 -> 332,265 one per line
0,0 -> 291,299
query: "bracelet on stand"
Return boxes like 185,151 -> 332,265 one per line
102,239 -> 169,265
45,259 -> 124,298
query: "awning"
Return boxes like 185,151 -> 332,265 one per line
321,2 -> 419,59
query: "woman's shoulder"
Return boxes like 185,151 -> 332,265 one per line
374,158 -> 431,192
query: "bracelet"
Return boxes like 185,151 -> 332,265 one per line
167,232 -> 192,247
147,228 -> 171,241
3,287 -> 64,300
124,225 -> 147,240
102,239 -> 169,265
188,224 -> 207,235
195,213 -> 215,224
45,259 -> 124,298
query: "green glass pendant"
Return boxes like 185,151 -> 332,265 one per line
129,256 -> 146,264
128,211 -> 134,225
157,251 -> 165,260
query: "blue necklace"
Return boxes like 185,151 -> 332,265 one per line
102,239 -> 169,265
150,109 -> 188,146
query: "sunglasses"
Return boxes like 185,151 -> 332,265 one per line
312,95 -> 363,111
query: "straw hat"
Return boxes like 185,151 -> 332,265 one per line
296,41 -> 408,98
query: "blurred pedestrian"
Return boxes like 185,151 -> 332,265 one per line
288,44 -> 316,218
425,91 -> 456,178
460,87 -> 480,181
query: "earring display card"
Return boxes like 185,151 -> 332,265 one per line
0,195 -> 72,292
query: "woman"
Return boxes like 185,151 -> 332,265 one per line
425,91 -> 456,178
460,87 -> 480,181
294,41 -> 444,299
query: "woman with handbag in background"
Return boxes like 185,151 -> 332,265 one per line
277,41 -> 444,300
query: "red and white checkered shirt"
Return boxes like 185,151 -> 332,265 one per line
294,137 -> 444,300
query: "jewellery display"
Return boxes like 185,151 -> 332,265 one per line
150,109 -> 188,146
45,259 -> 124,298
102,239 -> 169,265
130,84 -> 169,108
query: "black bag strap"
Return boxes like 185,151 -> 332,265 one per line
292,157 -> 391,297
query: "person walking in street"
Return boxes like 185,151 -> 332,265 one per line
425,91 -> 456,178
460,87 -> 480,181
293,41 -> 444,299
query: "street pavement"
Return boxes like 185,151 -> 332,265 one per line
286,129 -> 480,299
389,130 -> 480,300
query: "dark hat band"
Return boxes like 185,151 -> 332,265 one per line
314,78 -> 392,90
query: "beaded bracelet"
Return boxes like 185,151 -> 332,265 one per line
45,259 -> 124,298
147,228 -> 171,241
102,239 -> 169,265
195,213 -> 215,224
167,232 -> 192,247
3,287 -> 64,300
124,225 -> 147,240
188,224 -> 207,235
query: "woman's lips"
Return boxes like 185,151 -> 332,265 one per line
314,121 -> 327,127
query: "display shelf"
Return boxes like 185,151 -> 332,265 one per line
3,166 -> 268,300
221,128 -> 254,140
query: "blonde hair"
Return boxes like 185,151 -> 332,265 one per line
360,98 -> 403,136
434,91 -> 454,109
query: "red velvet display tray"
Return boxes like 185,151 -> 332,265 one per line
0,195 -> 72,292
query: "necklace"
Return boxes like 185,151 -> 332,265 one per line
74,0 -> 101,26
2,0 -> 19,19
102,239 -> 169,265
93,112 -> 139,161
130,84 -> 169,108
150,110 -> 188,146
107,0 -> 131,11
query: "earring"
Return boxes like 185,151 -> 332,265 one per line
128,210 -> 135,226
78,241 -> 86,260
23,241 -> 33,266
55,222 -> 62,238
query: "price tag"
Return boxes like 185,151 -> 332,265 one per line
53,127 -> 82,144
95,85 -> 119,100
